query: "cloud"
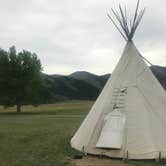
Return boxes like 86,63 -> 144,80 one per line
0,0 -> 166,74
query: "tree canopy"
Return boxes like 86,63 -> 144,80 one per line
0,46 -> 42,112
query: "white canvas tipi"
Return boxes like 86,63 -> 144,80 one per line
71,0 -> 166,159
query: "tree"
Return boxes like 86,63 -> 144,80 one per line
0,46 -> 42,113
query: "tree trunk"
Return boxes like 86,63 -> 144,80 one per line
16,104 -> 21,113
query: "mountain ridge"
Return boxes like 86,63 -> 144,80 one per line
41,65 -> 166,103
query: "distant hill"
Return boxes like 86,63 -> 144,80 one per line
41,73 -> 109,103
40,65 -> 166,103
150,65 -> 166,90
70,71 -> 110,90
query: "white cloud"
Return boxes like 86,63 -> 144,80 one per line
0,0 -> 166,75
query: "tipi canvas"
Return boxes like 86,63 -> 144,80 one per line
71,0 -> 166,159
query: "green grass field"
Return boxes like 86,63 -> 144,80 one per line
0,101 -> 166,166
0,101 -> 92,166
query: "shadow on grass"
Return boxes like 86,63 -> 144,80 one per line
76,154 -> 166,166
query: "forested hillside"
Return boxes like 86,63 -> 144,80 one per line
41,65 -> 166,103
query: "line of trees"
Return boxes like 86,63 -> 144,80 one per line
0,46 -> 43,113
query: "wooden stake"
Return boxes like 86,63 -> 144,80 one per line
126,150 -> 129,162
159,152 -> 161,161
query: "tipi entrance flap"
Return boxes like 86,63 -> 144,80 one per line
96,110 -> 126,149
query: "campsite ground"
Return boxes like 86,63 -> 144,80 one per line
0,100 -> 166,166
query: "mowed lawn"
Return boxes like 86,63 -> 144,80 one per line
0,101 -> 166,166
0,101 -> 93,166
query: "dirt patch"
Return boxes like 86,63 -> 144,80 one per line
0,160 -> 6,166
71,156 -> 133,166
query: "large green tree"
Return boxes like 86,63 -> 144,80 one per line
0,46 -> 42,113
